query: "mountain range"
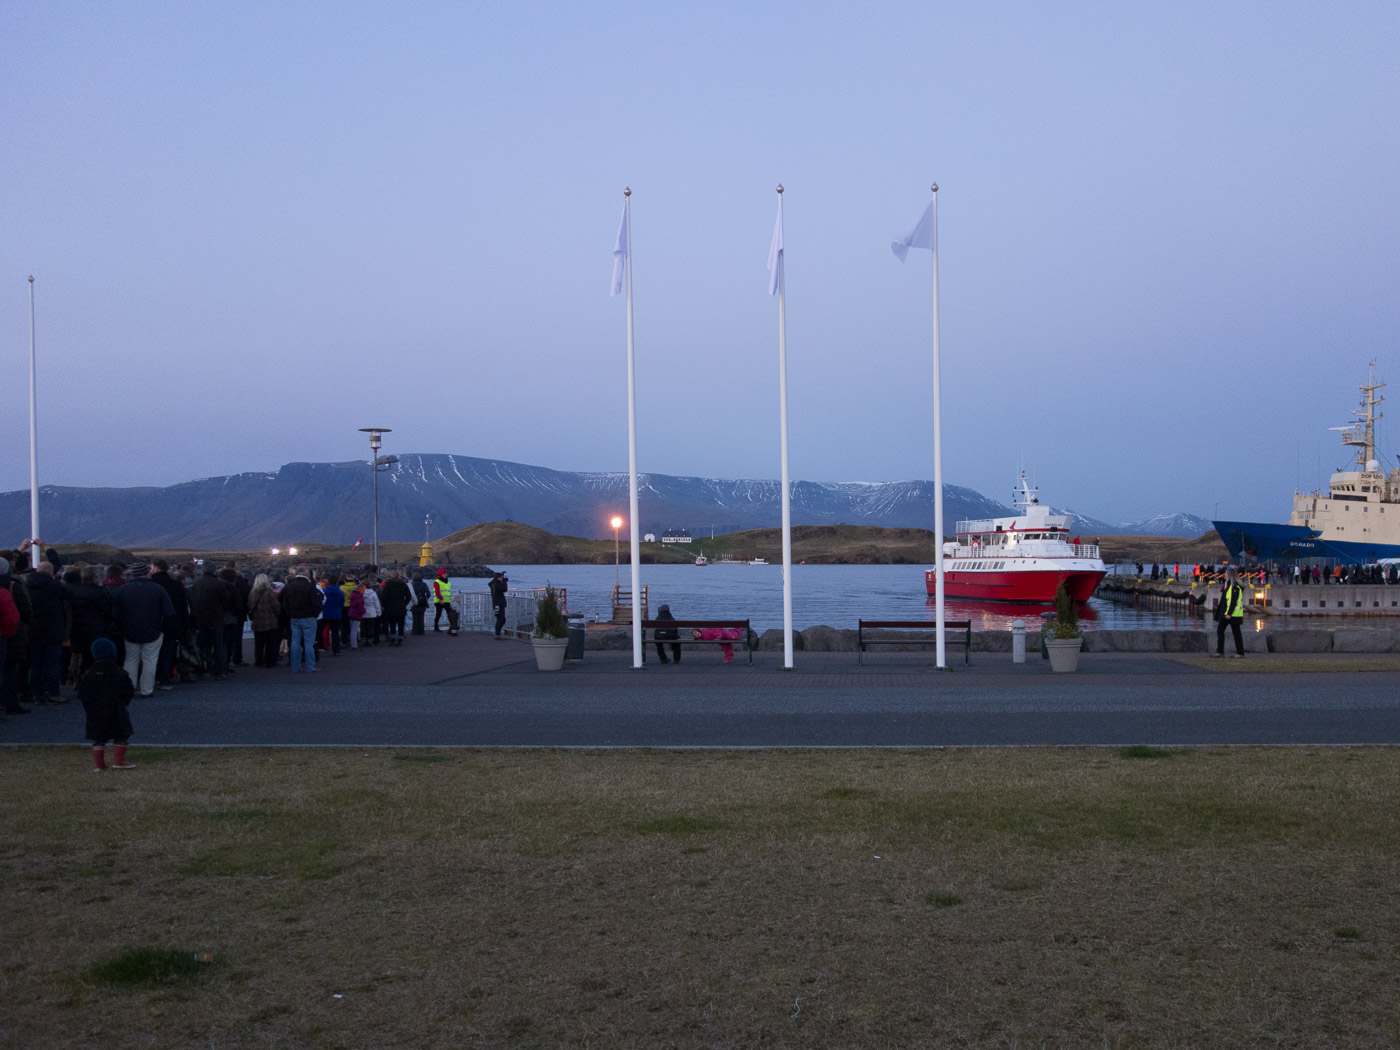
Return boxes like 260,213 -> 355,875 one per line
0,454 -> 1213,549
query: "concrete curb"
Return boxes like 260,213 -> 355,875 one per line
582,625 -> 1400,654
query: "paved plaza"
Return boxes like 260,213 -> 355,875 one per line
4,631 -> 1400,748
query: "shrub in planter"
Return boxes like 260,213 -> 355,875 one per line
1048,583 -> 1082,640
534,586 -> 568,640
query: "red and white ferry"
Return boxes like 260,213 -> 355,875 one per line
925,473 -> 1106,603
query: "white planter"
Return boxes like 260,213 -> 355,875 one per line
1045,636 -> 1083,673
532,636 -> 569,672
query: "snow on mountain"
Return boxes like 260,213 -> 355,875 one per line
0,452 -> 1205,547
1117,512 -> 1214,538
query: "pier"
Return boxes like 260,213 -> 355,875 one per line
1097,575 -> 1400,616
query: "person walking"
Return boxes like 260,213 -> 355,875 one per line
247,574 -> 282,668
1212,566 -> 1248,659
281,566 -> 323,672
409,572 -> 429,636
111,561 -> 174,698
381,572 -> 411,646
488,571 -> 508,639
652,603 -> 681,664
432,569 -> 453,632
79,638 -> 136,771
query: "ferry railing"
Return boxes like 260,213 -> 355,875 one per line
451,588 -> 559,636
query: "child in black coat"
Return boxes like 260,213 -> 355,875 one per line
79,638 -> 135,771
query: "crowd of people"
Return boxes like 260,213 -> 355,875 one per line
1136,561 -> 1400,585
0,540 -> 463,721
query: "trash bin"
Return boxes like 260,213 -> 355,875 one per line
566,614 -> 586,661
1040,610 -> 1056,659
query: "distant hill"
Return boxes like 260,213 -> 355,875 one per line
0,454 -> 1011,549
1,453 -> 1211,548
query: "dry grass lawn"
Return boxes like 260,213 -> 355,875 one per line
3,746 -> 1399,1049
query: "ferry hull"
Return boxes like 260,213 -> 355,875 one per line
1213,520 -> 1400,565
925,568 -> 1105,603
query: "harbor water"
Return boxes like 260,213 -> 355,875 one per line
452,563 -> 1211,633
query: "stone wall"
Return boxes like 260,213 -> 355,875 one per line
581,625 -> 1400,653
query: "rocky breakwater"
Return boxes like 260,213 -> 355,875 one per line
582,625 -> 1400,654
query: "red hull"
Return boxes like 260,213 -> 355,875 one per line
925,568 -> 1105,603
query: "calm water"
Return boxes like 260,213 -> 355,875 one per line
451,564 -> 1211,633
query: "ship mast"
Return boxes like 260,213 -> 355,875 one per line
1335,361 -> 1384,469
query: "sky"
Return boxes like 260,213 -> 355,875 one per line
2,1 -> 1397,526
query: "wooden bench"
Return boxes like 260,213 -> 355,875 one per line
641,619 -> 754,664
857,619 -> 972,665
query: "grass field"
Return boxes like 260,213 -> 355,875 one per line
3,746 -> 1398,1049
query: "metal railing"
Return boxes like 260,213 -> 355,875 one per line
451,588 -> 563,636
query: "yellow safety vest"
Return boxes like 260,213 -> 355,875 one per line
1222,582 -> 1245,619
434,578 -> 452,603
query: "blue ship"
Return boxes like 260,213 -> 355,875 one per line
1212,365 -> 1400,567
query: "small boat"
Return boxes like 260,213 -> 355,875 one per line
748,557 -> 768,565
925,472 -> 1106,603
695,551 -> 708,566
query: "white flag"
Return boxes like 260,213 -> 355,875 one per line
610,202 -> 628,296
767,204 -> 784,296
891,201 -> 933,263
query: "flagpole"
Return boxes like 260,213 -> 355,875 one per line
775,186 -> 794,670
28,275 -> 40,544
929,184 -> 946,670
623,189 -> 643,670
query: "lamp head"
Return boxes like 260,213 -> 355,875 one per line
610,516 -> 623,530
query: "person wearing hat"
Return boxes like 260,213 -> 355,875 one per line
79,637 -> 135,770
488,571 -> 509,639
111,561 -> 175,697
432,569 -> 453,632
653,604 -> 681,664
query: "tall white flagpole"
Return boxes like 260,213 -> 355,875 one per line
28,275 -> 40,544
929,184 -> 946,669
772,186 -> 794,669
623,189 -> 643,670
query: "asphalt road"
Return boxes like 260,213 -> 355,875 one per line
4,634 -> 1399,748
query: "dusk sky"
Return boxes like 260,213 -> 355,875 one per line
3,2 -> 1397,526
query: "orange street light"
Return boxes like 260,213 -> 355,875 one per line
610,516 -> 624,589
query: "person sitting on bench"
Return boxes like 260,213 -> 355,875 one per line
653,604 -> 681,664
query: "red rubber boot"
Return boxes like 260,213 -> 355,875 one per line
92,746 -> 108,772
112,744 -> 135,769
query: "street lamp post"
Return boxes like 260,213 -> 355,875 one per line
358,428 -> 395,569
611,516 -> 624,590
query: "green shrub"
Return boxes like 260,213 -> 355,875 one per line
1049,583 -> 1081,639
533,585 -> 568,639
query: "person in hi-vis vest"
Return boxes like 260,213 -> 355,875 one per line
432,570 -> 454,633
1212,566 -> 1247,658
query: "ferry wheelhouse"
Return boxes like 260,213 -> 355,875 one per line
925,474 -> 1107,602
